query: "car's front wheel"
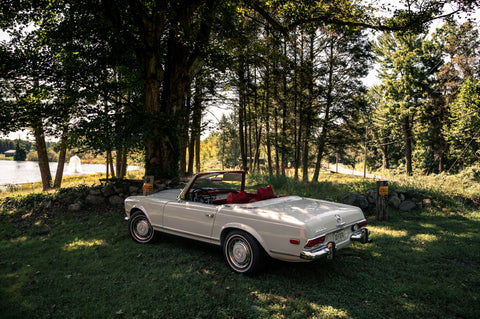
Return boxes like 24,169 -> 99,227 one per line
128,211 -> 158,244
223,230 -> 266,274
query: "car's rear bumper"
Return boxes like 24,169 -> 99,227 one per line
300,228 -> 371,260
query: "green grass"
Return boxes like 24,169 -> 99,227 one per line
1,172 -> 479,318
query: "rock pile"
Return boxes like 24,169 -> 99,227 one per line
65,179 -> 173,212
341,187 -> 432,214
0,179 -> 179,216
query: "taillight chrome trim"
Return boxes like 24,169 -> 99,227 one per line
352,219 -> 368,231
304,235 -> 326,248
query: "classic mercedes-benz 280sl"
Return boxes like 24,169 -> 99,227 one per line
124,171 -> 371,274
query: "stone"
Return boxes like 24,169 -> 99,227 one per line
108,195 -> 124,205
44,200 -> 53,209
68,202 -> 82,211
366,188 -> 377,204
388,194 -> 401,209
85,194 -> 105,205
341,193 -> 369,210
422,198 -> 432,207
89,189 -> 102,196
399,200 -> 416,212
129,186 -> 139,194
114,184 -> 127,194
102,184 -> 116,197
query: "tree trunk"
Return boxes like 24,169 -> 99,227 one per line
53,130 -> 68,188
110,151 -> 116,178
313,37 -> 335,182
238,59 -> 248,172
106,150 -> 115,179
189,77 -> 203,176
281,37 -> 288,176
142,0 -> 214,181
265,71 -> 273,176
195,133 -> 201,173
293,39 -> 300,181
32,122 -> 52,191
180,91 -> 191,177
372,129 -> 389,169
403,116 -> 413,176
115,145 -> 127,179
301,33 -> 314,183
274,106 -> 280,175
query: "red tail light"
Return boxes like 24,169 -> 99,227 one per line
358,220 -> 368,228
352,220 -> 368,231
305,235 -> 326,248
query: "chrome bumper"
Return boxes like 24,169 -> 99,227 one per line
300,228 -> 371,261
350,228 -> 372,244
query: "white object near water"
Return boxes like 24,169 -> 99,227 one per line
68,155 -> 83,173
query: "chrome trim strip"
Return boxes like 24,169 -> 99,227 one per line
269,250 -> 300,258
152,225 -> 221,245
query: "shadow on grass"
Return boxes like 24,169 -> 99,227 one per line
1,200 -> 479,318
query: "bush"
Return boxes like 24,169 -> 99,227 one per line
459,166 -> 480,182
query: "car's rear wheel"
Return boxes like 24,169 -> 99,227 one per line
223,230 -> 266,274
129,211 -> 158,244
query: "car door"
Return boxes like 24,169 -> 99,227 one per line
163,200 -> 218,240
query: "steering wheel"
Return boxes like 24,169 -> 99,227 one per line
191,188 -> 213,204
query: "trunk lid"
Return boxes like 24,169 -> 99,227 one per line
232,196 -> 365,238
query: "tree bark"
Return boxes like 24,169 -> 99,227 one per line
293,38 -> 300,181
238,59 -> 248,172
115,145 -> 127,179
403,116 -> 413,176
265,65 -> 273,176
53,130 -> 68,188
372,129 -> 389,169
301,33 -> 314,183
32,122 -> 52,191
189,77 -> 203,176
141,0 -> 214,181
313,37 -> 335,182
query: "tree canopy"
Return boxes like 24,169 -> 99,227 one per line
1,0 -> 479,186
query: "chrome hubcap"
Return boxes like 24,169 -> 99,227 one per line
135,220 -> 150,237
229,238 -> 251,269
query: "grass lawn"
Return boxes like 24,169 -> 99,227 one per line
1,173 -> 479,318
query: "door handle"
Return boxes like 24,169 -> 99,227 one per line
205,213 -> 214,218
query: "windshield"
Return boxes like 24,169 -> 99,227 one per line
182,171 -> 245,204
192,172 -> 243,191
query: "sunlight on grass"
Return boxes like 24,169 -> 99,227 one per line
63,238 -> 106,251
310,303 -> 350,318
418,223 -> 438,229
10,236 -> 28,243
369,226 -> 408,238
411,233 -> 438,244
171,273 -> 184,279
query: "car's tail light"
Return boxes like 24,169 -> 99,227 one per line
305,235 -> 326,248
352,220 -> 368,231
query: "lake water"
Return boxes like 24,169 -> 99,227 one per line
0,160 -> 141,186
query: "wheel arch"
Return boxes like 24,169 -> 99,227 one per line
127,206 -> 150,221
220,224 -> 269,256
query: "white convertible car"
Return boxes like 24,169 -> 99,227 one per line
124,171 -> 371,274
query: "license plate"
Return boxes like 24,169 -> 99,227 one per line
333,229 -> 346,242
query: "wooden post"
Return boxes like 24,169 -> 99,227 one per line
376,181 -> 388,221
143,175 -> 155,196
